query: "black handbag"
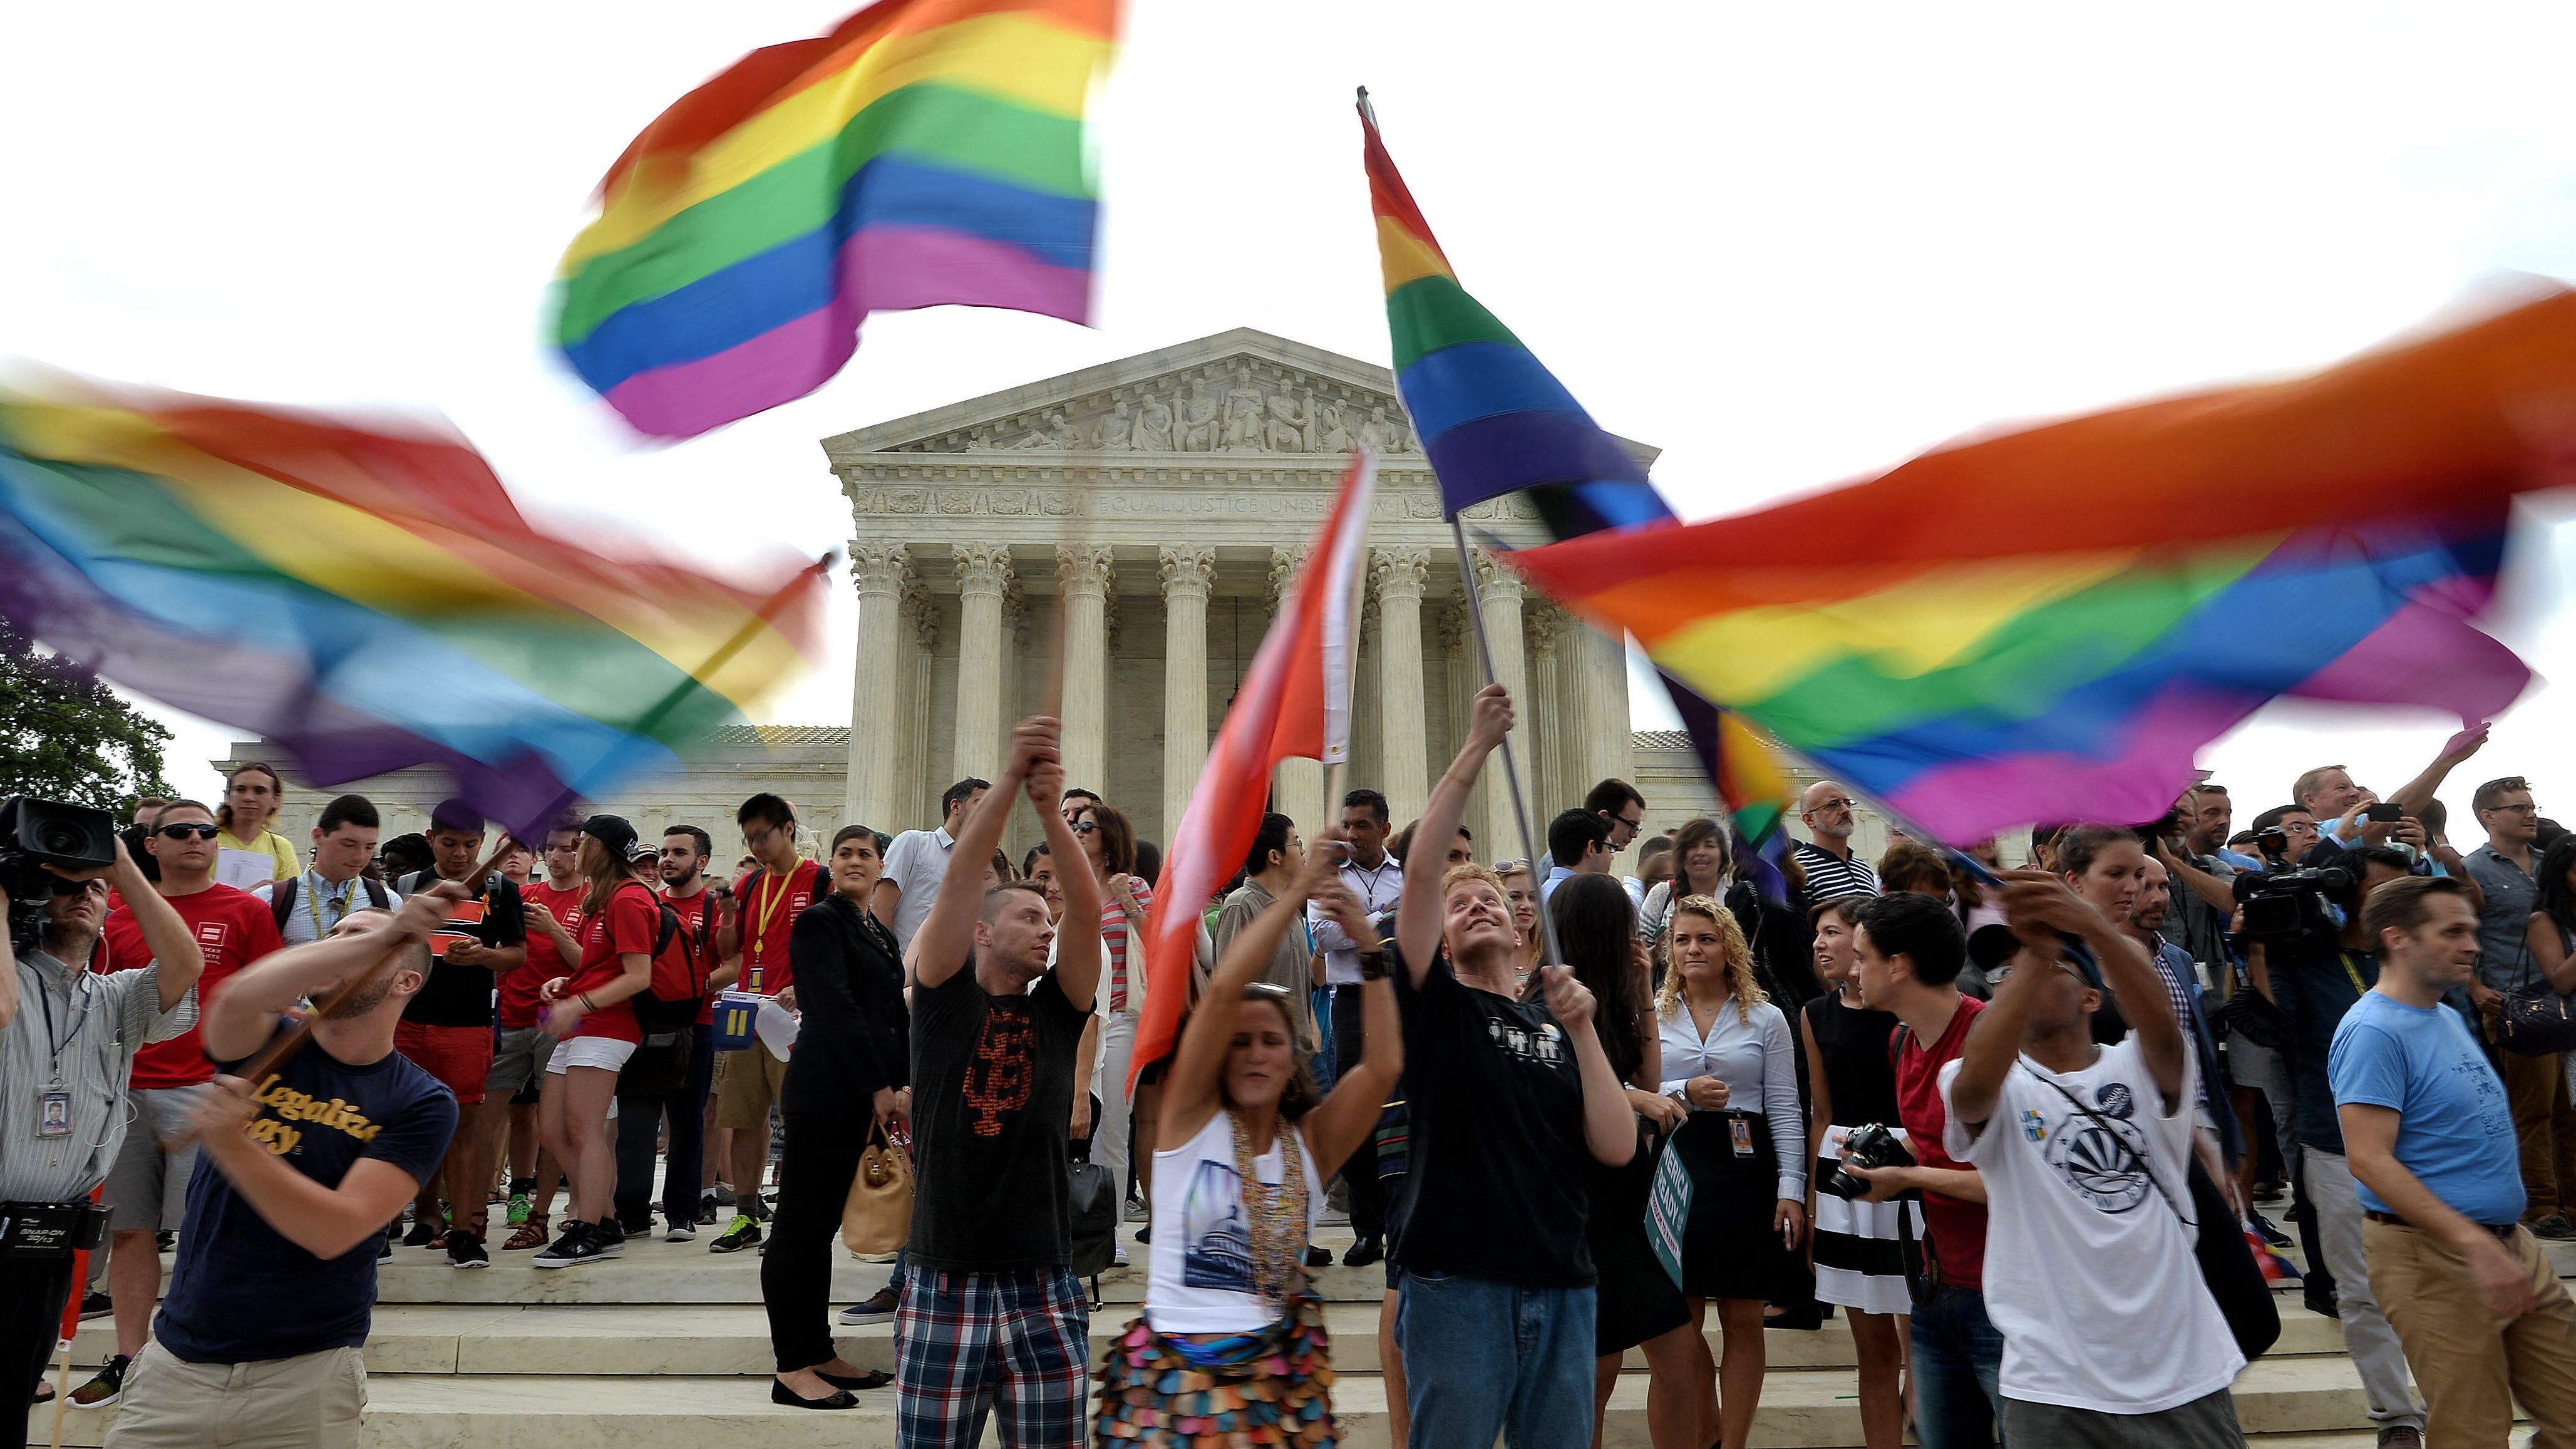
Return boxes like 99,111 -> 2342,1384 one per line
617,1029 -> 693,1098
2497,931 -> 2576,1058
2025,1066 -> 2279,1361
2207,960 -> 2290,1050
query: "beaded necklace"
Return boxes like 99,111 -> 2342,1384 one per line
1229,1109 -> 1308,1306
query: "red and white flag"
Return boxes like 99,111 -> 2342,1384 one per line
1131,450 -> 1377,1083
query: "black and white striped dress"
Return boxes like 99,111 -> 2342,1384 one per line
1805,991 -> 1921,1316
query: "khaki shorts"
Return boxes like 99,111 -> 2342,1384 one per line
487,1026 -> 554,1096
106,1085 -> 208,1233
108,1340 -> 366,1449
712,1046 -> 787,1130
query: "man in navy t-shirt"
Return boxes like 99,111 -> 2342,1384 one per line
2334,874 -> 2576,1448
105,890 -> 460,1449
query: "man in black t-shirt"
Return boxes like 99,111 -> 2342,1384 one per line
391,798 -> 524,1268
897,716 -> 1101,1449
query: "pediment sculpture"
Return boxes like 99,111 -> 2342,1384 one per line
882,358 -> 1418,456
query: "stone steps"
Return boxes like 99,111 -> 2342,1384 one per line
27,1354 -> 2392,1449
56,1297 -> 2365,1378
31,1210 -> 2550,1447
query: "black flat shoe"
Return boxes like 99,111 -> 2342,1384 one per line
771,1381 -> 858,1410
817,1369 -> 892,1392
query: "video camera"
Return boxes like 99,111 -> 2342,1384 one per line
2230,825 -> 2351,946
0,796 -> 120,951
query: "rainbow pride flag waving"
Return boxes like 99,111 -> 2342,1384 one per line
1362,93 -> 1665,532
1504,292 -> 2575,844
0,377 -> 827,836
557,0 -> 1121,440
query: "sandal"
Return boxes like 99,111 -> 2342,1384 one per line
503,1214 -> 550,1250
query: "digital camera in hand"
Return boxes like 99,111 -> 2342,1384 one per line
1826,1122 -> 1915,1200
0,795 -> 119,949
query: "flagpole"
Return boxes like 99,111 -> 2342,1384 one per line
1449,519 -> 1564,967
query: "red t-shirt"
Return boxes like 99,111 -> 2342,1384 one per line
735,859 -> 818,996
662,888 -> 718,1026
1893,994 -> 1989,1291
504,879 -> 587,1029
99,884 -> 284,1090
563,880 -> 657,1044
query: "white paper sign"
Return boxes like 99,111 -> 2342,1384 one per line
755,996 -> 801,1061
215,848 -> 276,891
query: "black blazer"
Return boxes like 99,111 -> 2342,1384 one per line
779,893 -> 910,1114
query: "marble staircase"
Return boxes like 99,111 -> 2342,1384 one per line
24,1220 -> 2537,1447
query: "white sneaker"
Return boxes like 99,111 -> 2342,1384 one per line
1111,1241 -> 1131,1267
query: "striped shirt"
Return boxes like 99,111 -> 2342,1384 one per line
1793,840 -> 1881,902
3,947 -> 198,1202
1101,879 -> 1153,1013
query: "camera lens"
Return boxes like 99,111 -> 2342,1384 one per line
35,821 -> 85,854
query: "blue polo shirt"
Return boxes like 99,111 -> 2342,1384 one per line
2329,990 -> 2522,1225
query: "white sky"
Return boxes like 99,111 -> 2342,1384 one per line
8,1 -> 2575,830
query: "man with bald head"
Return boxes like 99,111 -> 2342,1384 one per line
1792,780 -> 1880,902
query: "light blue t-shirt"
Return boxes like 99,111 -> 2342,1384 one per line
2329,990 -> 2523,1225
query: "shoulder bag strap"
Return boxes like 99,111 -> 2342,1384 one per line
2020,1061 -> 2195,1232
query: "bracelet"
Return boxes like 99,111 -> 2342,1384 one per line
1358,950 -> 1388,981
577,992 -> 598,1013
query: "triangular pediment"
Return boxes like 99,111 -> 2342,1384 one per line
819,327 -> 1657,467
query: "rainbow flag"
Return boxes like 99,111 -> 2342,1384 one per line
1361,94 -> 1664,530
0,377 -> 827,835
1504,292 -> 2576,844
556,0 -> 1120,440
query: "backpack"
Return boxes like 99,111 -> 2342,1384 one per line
631,885 -> 715,1035
269,874 -> 392,934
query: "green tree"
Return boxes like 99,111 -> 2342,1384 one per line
0,617 -> 177,812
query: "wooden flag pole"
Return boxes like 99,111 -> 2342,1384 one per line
1448,519 -> 1564,968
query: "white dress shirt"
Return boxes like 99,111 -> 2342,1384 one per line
1307,852 -> 1405,986
1659,994 -> 1807,1200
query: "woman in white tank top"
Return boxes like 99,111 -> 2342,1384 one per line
1093,833 -> 1403,1448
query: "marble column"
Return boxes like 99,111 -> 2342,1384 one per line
1526,603 -> 1568,818
951,544 -> 1012,781
844,542 -> 912,832
1437,597 -> 1490,859
1577,620 -> 1636,797
1055,544 -> 1114,794
899,579 -> 939,828
1160,545 -> 1217,845
1471,549 -> 1540,862
1373,548 -> 1431,829
1269,546 -> 1325,840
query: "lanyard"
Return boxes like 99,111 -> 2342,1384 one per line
748,866 -> 796,961
26,959 -> 93,1085
1346,859 -> 1398,915
2337,951 -> 2370,996
305,872 -> 351,941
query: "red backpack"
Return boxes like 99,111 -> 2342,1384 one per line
631,885 -> 713,1034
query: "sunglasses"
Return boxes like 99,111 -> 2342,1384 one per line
1071,821 -> 1101,835
157,823 -> 220,840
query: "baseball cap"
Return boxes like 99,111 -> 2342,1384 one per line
581,813 -> 639,862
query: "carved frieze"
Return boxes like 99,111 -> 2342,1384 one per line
882,358 -> 1418,456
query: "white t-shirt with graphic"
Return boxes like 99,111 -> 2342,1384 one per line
1145,1108 -> 1324,1335
1940,1035 -> 2243,1414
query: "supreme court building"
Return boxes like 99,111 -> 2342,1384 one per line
229,329 -> 1880,864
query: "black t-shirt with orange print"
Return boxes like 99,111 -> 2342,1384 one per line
904,964 -> 1087,1272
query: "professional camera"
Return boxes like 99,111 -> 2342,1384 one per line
1825,1122 -> 1916,1199
0,796 -> 120,950
2232,861 -> 2352,946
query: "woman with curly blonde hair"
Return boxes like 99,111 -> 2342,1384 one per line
1654,895 -> 1806,1449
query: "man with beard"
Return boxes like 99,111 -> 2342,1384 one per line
104,892 -> 461,1449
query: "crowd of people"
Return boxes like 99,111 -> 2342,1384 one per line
8,705 -> 2576,1448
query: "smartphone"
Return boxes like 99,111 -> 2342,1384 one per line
2366,803 -> 2405,822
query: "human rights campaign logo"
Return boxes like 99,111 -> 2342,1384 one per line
2044,1106 -> 2151,1214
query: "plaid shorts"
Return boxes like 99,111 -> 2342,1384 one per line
895,1265 -> 1090,1449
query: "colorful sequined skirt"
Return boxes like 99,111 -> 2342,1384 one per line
1093,1297 -> 1336,1448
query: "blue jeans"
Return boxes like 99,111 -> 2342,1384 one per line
1395,1270 -> 1595,1449
1912,1284 -> 2005,1449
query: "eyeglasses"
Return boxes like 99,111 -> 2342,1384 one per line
1808,798 -> 1856,813
1613,814 -> 1644,832
2484,802 -> 2542,815
156,823 -> 220,840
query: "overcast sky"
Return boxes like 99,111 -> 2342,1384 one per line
8,2 -> 2575,831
